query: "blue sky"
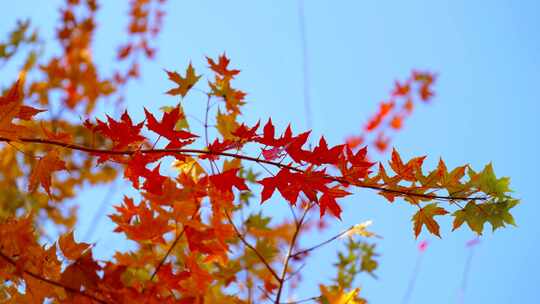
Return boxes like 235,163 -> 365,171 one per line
2,1 -> 539,303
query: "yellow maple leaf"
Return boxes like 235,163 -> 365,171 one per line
342,220 -> 380,239
319,285 -> 363,304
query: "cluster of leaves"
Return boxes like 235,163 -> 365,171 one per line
0,1 -> 518,304
321,238 -> 379,304
0,19 -> 40,67
347,71 -> 436,152
115,0 -> 166,87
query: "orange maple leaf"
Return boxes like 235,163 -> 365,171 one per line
28,150 -> 67,197
0,80 -> 43,140
206,53 -> 240,79
412,203 -> 448,238
165,63 -> 201,97
59,231 -> 91,260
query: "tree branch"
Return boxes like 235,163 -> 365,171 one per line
0,250 -> 111,304
0,136 -> 487,203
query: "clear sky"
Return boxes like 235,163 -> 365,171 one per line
2,1 -> 539,303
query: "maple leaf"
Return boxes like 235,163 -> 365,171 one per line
342,220 -> 379,238
60,250 -> 101,292
28,150 -> 66,197
204,168 -> 249,194
41,123 -> 73,143
256,119 -> 313,162
306,137 -> 344,166
209,76 -> 246,114
216,109 -> 239,139
319,285 -> 363,304
374,133 -> 389,152
0,80 -> 42,139
200,138 -> 240,160
17,105 -> 45,120
184,225 -> 228,264
262,146 -> 284,160
110,196 -> 139,224
142,163 -> 167,195
452,199 -> 518,234
434,158 -> 467,192
392,80 -> 411,97
231,121 -> 259,141
258,168 -> 301,205
345,135 -> 364,149
110,199 -> 173,244
468,163 -> 511,198
165,63 -> 201,97
257,118 -> 276,146
184,255 -> 213,290
207,53 -> 240,79
144,107 -> 197,147
123,152 -> 155,189
319,186 -> 350,219
412,203 -> 449,238
365,101 -> 394,131
58,231 -> 91,260
389,148 -> 426,182
157,263 -> 190,290
340,146 -> 374,181
94,110 -> 145,149
389,115 -> 403,129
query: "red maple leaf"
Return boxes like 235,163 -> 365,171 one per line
318,186 -> 350,219
231,121 -> 259,141
94,110 -> 145,149
144,107 -> 197,147
204,168 -> 248,194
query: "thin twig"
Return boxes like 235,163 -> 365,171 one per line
280,295 -> 322,304
298,0 -> 312,131
275,203 -> 313,303
290,226 -> 355,259
83,180 -> 119,241
149,207 -> 199,281
224,210 -> 281,282
257,285 -> 276,303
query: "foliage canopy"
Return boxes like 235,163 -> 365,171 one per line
0,1 -> 518,303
